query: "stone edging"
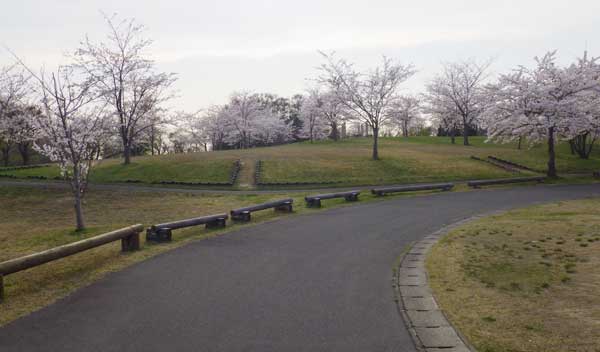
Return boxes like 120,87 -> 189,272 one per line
395,217 -> 483,352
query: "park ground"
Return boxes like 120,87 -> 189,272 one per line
2,136 -> 600,188
1,136 -> 600,347
427,199 -> 600,352
1,183 -> 470,326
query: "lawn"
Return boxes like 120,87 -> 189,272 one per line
1,136 -> 599,187
1,154 -> 238,184
426,199 -> 600,352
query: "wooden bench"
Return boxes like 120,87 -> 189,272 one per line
305,190 -> 360,208
230,199 -> 293,222
146,214 -> 228,242
371,183 -> 454,196
467,176 -> 545,188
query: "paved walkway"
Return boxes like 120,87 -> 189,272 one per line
1,184 -> 599,351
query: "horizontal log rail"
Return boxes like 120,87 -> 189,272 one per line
146,214 -> 228,242
372,183 -> 454,196
0,224 -> 143,302
305,191 -> 360,208
467,176 -> 545,188
231,199 -> 294,222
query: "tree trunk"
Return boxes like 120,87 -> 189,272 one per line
403,121 -> 409,138
463,118 -> 470,146
330,121 -> 339,141
547,127 -> 557,178
372,127 -> 379,160
572,133 -> 594,159
18,143 -> 30,165
74,191 -> 85,231
517,136 -> 522,150
569,139 -> 575,155
341,122 -> 346,139
123,144 -> 132,165
1,148 -> 9,166
71,172 -> 86,231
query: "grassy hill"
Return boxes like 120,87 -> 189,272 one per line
1,136 -> 598,188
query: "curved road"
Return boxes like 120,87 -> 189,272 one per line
1,184 -> 600,352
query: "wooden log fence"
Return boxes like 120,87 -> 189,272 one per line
146,214 -> 228,242
0,224 -> 143,302
231,199 -> 293,222
305,191 -> 360,208
467,176 -> 545,188
371,183 -> 454,196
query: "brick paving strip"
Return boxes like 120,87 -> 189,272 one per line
395,218 -> 483,352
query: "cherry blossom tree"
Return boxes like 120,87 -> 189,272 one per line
299,89 -> 330,142
74,13 -> 176,165
316,90 -> 346,141
426,59 -> 492,146
222,92 -> 264,149
0,65 -> 31,166
253,111 -> 293,145
318,52 -> 416,160
485,51 -> 600,177
389,95 -> 421,137
22,63 -> 109,230
201,105 -> 229,151
13,105 -> 39,165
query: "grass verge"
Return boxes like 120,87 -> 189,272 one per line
427,199 -> 600,352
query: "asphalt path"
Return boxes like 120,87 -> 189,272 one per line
1,184 -> 600,351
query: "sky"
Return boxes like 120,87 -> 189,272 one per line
1,0 -> 599,111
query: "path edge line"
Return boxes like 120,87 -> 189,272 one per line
394,214 -> 504,352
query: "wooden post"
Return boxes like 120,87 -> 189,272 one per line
121,231 -> 140,252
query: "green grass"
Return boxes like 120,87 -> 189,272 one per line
1,155 -> 238,184
2,136 -> 599,187
427,199 -> 600,351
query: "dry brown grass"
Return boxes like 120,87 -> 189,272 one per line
427,199 -> 600,352
0,186 -> 306,326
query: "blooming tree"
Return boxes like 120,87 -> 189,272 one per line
318,52 -> 416,159
389,95 -> 421,137
299,89 -> 330,142
201,105 -> 229,151
0,65 -> 31,166
222,92 -> 264,148
426,59 -> 492,145
485,51 -> 600,177
23,63 -> 108,230
253,111 -> 293,145
74,13 -> 176,165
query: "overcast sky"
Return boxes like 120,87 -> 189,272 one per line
1,0 -> 598,111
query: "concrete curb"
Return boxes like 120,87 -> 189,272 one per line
395,218 -> 483,352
